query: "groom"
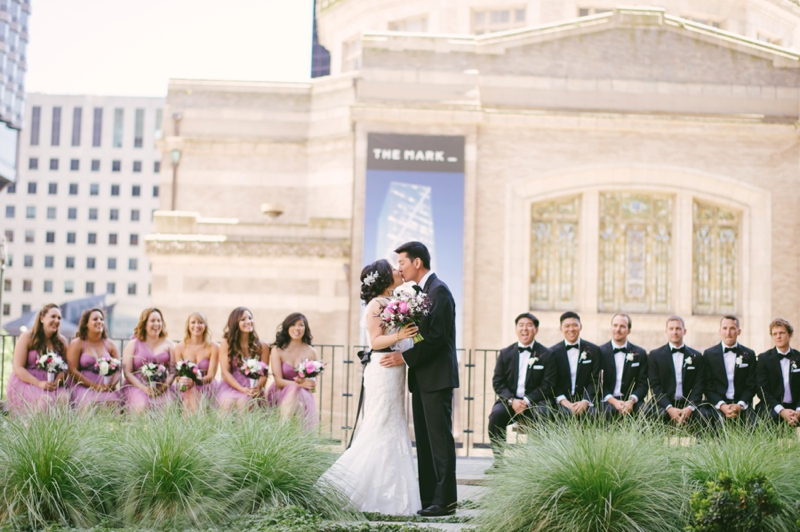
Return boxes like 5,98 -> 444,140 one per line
380,241 -> 458,516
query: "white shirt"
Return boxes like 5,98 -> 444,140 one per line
775,348 -> 793,413
603,340 -> 638,403
516,343 -> 534,405
665,343 -> 695,411
557,339 -> 590,405
714,342 -> 748,411
415,271 -> 434,292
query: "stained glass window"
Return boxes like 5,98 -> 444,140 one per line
693,202 -> 739,314
598,193 -> 672,313
530,196 -> 580,310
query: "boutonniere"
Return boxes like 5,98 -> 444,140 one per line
580,351 -> 588,361
735,356 -> 743,367
528,357 -> 538,367
684,356 -> 693,366
626,352 -> 635,362
793,361 -> 798,370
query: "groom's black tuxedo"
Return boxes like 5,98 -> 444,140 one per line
599,341 -> 648,413
401,272 -> 458,510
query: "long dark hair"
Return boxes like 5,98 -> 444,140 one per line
29,303 -> 66,357
76,308 -> 108,341
360,259 -> 394,303
273,312 -> 313,349
223,307 -> 261,368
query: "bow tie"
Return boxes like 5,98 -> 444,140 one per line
565,343 -> 579,350
519,346 -> 532,353
613,347 -> 627,353
670,346 -> 685,354
723,346 -> 737,354
412,284 -> 422,294
779,351 -> 791,358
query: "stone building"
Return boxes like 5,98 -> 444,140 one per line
148,1 -> 800,448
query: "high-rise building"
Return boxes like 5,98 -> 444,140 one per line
311,0 -> 331,77
0,94 -> 164,336
0,0 -> 31,190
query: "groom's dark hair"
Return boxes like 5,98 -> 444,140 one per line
394,241 -> 431,269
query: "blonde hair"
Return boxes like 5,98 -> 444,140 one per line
134,307 -> 168,341
183,311 -> 212,346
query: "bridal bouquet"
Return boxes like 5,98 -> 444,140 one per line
295,359 -> 325,393
140,362 -> 168,389
175,360 -> 203,392
380,293 -> 431,343
241,358 -> 268,388
93,354 -> 121,385
36,352 -> 68,382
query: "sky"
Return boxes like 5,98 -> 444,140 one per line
25,0 -> 315,97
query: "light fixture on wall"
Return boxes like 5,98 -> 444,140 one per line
170,149 -> 182,211
261,203 -> 285,219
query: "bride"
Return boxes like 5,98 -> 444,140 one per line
319,259 -> 421,515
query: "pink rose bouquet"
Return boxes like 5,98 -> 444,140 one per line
241,358 -> 268,388
380,293 -> 431,343
175,360 -> 203,392
36,351 -> 68,382
93,354 -> 121,385
295,359 -> 325,393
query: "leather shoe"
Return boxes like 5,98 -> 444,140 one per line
419,504 -> 456,517
416,503 -> 432,515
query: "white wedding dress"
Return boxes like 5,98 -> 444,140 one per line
319,299 -> 421,515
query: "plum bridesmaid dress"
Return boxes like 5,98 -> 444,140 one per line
266,362 -> 318,428
121,340 -> 173,411
71,340 -> 122,408
7,350 -> 71,413
217,359 -> 267,405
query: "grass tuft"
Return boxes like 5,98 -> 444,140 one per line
479,415 -> 689,532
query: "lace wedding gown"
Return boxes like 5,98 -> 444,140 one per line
319,299 -> 421,515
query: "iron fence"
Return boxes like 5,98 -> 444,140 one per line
0,336 -> 501,456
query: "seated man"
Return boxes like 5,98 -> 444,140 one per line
647,316 -> 707,426
488,312 -> 553,462
757,318 -> 800,425
599,313 -> 648,418
550,311 -> 601,417
703,315 -> 757,423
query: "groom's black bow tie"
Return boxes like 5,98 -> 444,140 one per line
412,284 -> 423,294
779,351 -> 791,358
565,343 -> 579,350
518,346 -> 533,353
723,346 -> 737,354
613,347 -> 627,353
671,346 -> 685,354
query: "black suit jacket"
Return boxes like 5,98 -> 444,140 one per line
648,344 -> 704,409
703,343 -> 757,407
550,339 -> 601,404
492,342 -> 554,405
599,341 -> 649,402
402,273 -> 459,392
756,348 -> 800,411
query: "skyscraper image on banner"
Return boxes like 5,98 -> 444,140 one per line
375,182 -> 436,269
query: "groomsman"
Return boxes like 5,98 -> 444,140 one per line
599,313 -> 648,417
702,315 -> 757,423
488,313 -> 553,461
756,318 -> 800,425
551,312 -> 601,416
647,316 -> 707,426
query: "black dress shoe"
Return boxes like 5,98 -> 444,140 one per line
419,504 -> 456,517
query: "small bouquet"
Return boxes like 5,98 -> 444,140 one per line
93,354 -> 121,385
175,360 -> 203,392
380,292 -> 431,343
140,362 -> 167,389
295,359 -> 325,393
36,352 -> 68,382
241,358 -> 268,388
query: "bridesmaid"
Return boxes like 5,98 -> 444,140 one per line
67,308 -> 122,410
121,308 -> 175,413
217,307 -> 270,410
174,311 -> 219,411
7,303 -> 70,413
267,312 -> 319,428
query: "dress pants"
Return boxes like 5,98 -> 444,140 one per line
487,399 -> 549,459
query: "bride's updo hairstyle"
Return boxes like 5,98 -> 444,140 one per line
360,259 -> 394,303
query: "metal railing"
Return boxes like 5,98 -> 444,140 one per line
0,336 -> 501,456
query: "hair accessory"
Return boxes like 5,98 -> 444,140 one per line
363,271 -> 379,286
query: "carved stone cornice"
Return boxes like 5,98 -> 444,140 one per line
146,238 -> 351,259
